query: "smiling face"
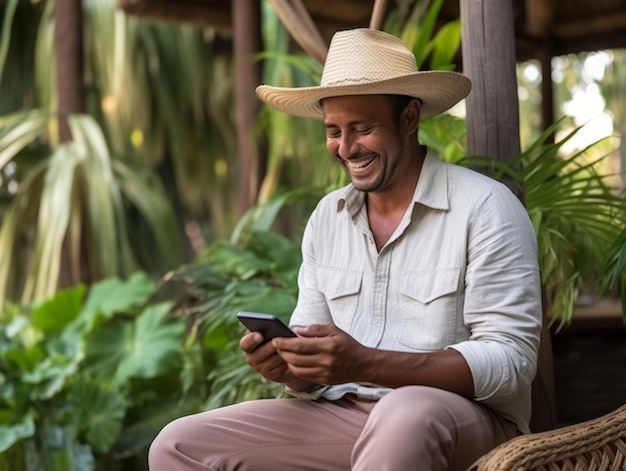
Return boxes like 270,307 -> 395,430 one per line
322,95 -> 421,194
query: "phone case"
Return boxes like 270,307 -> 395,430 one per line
237,311 -> 296,343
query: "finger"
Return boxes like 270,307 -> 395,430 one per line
293,324 -> 336,338
277,347 -> 324,369
239,331 -> 265,353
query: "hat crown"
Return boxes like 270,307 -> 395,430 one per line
321,29 -> 418,87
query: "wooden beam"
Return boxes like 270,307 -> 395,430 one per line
555,12 -> 626,39
116,0 -> 232,30
524,0 -> 555,38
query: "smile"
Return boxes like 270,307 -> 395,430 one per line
347,156 -> 376,169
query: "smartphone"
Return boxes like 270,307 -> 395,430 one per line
237,311 -> 297,344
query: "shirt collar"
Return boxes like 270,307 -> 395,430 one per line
336,148 -> 450,215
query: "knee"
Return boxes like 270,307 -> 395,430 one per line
368,386 -> 457,442
148,415 -> 197,466
353,387 -> 458,469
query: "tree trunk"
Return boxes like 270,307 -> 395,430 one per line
54,0 -> 85,143
232,0 -> 264,216
460,0 -> 557,432
54,0 -> 88,288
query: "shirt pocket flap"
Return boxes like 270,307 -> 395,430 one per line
401,268 -> 460,304
318,267 -> 362,300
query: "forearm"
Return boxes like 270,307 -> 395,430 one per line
357,347 -> 475,398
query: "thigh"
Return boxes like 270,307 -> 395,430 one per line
352,386 -> 517,471
149,396 -> 374,471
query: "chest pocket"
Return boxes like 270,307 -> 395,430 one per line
398,268 -> 460,350
317,266 -> 362,332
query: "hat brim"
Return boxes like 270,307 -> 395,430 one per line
256,70 -> 471,120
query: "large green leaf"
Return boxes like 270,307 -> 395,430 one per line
66,381 -> 127,454
20,144 -> 78,302
21,351 -> 80,400
73,271 -> 156,333
429,20 -> 461,71
0,415 -> 34,453
84,302 -> 184,387
31,284 -> 86,332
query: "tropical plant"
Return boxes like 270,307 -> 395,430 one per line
0,0 -> 230,308
0,272 -> 196,471
0,184 -> 324,471
0,111 -> 180,308
161,186 -> 326,409
384,0 -> 461,71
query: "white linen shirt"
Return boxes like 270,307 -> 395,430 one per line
289,151 -> 543,434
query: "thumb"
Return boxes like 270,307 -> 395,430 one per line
294,323 -> 336,337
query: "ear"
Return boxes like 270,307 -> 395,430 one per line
403,99 -> 421,135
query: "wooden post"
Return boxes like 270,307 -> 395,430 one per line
460,0 -> 522,198
232,0 -> 264,215
526,0 -> 556,140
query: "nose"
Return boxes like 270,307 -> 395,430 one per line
336,133 -> 357,160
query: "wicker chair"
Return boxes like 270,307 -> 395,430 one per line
468,405 -> 626,470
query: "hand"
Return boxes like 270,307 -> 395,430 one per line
239,331 -> 315,391
272,324 -> 369,385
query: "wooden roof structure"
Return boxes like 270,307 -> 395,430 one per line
116,0 -> 626,61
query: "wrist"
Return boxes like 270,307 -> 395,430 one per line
284,377 -> 317,392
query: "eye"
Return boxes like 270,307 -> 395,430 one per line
325,128 -> 341,138
356,127 -> 373,135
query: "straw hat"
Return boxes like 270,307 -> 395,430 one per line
255,28 -> 471,120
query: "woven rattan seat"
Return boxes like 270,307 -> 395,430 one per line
469,405 -> 626,470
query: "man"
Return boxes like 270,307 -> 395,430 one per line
149,28 -> 542,470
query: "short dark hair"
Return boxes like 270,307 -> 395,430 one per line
385,95 -> 420,123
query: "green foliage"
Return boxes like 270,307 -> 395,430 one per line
0,272 -> 192,470
0,184 -> 321,469
597,212 -> 626,322
0,112 -> 180,308
1,0 -> 239,309
419,113 -> 468,162
384,0 -> 461,71
163,233 -> 304,409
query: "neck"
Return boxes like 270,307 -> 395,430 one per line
366,145 -> 425,214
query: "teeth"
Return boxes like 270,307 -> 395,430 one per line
348,156 -> 375,169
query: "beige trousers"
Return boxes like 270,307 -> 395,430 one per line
148,385 -> 517,471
